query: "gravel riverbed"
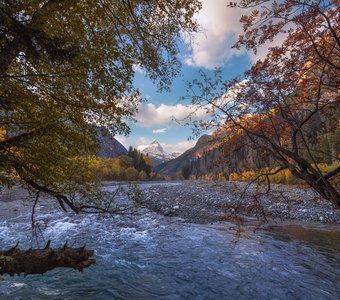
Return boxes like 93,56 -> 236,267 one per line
140,181 -> 340,225
1,181 -> 339,226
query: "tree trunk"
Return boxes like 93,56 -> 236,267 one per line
313,179 -> 340,208
0,241 -> 95,276
291,167 -> 340,208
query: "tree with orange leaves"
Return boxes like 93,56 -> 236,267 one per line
189,0 -> 340,206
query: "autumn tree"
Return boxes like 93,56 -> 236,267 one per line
0,0 -> 201,212
188,0 -> 340,206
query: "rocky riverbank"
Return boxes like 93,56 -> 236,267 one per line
140,181 -> 340,225
1,181 -> 339,226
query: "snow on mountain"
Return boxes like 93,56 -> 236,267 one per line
137,141 -> 179,164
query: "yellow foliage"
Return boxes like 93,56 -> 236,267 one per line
227,161 -> 340,187
0,128 -> 5,142
143,156 -> 152,167
229,173 -> 239,181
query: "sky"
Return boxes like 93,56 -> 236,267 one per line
116,0 -> 271,155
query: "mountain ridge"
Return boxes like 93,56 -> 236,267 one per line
96,128 -> 128,159
154,134 -> 222,175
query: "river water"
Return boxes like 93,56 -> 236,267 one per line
0,183 -> 339,299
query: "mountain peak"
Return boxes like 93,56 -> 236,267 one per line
149,140 -> 163,149
142,140 -> 164,153
138,140 -> 178,166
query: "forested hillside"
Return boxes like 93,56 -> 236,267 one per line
158,115 -> 340,186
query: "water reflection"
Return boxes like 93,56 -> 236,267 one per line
266,224 -> 340,256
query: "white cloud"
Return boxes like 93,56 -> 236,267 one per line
161,140 -> 196,155
116,135 -> 153,150
185,0 -> 246,69
152,127 -> 167,134
135,136 -> 152,146
135,87 -> 251,128
185,1 -> 288,69
135,103 -> 210,127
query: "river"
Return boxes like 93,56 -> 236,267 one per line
0,182 -> 339,299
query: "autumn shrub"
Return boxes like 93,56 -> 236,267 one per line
228,162 -> 340,187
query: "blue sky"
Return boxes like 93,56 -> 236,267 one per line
116,0 -> 271,154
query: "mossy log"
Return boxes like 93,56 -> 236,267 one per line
0,241 -> 95,276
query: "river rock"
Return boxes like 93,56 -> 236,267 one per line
140,181 -> 340,225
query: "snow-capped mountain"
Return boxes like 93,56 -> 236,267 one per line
138,140 -> 179,166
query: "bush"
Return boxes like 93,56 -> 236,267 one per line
138,170 -> 147,181
125,167 -> 139,181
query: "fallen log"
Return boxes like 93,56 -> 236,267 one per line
0,241 -> 96,276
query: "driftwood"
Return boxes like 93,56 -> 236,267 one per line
0,241 -> 95,276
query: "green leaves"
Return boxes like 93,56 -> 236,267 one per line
0,0 -> 201,210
